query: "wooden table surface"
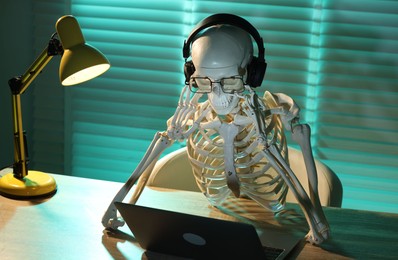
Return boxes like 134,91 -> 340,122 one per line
1,172 -> 397,259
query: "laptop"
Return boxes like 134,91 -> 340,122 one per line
115,202 -> 301,260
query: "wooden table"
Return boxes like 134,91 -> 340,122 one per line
1,173 -> 397,259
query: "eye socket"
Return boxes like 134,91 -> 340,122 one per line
221,77 -> 244,93
195,77 -> 211,88
189,77 -> 212,93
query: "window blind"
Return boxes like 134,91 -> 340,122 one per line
67,0 -> 187,181
313,1 -> 398,213
31,0 -> 398,213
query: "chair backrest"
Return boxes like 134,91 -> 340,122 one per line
147,147 -> 343,207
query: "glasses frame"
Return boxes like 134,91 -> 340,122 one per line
189,75 -> 245,94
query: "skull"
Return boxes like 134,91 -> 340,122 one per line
191,25 -> 253,115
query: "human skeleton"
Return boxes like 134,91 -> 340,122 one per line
102,14 -> 330,245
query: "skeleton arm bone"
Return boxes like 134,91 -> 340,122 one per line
263,145 -> 329,244
130,87 -> 201,205
131,90 -> 210,203
129,133 -> 174,205
266,93 -> 323,203
101,132 -> 173,229
102,85 -> 208,230
291,124 -> 323,213
244,91 -> 329,244
270,92 -> 330,243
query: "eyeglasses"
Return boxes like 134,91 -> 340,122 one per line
189,76 -> 244,93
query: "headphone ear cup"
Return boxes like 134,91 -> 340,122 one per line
246,57 -> 267,87
184,61 -> 195,84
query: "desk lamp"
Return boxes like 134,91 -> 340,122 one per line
0,15 -> 110,198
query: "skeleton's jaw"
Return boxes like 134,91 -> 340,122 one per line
208,93 -> 240,115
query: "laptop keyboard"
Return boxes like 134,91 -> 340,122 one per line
263,246 -> 285,260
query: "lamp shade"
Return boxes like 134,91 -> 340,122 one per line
56,15 -> 110,86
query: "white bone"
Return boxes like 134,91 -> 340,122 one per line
291,124 -> 330,243
218,122 -> 240,197
102,85 -> 208,229
101,132 -> 172,229
263,144 -> 329,244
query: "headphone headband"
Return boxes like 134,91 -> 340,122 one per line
183,13 -> 265,62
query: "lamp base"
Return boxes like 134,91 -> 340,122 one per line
0,170 -> 57,199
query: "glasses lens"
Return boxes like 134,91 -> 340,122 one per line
221,77 -> 243,93
190,77 -> 212,93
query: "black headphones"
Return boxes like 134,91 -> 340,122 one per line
183,13 -> 267,88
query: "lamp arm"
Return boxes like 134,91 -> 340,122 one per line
9,36 -> 63,179
10,36 -> 63,95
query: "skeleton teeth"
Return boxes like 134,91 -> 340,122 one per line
208,91 -> 239,115
213,95 -> 232,108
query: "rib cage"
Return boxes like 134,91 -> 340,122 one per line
186,95 -> 289,212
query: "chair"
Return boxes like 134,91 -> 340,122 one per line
147,147 -> 343,207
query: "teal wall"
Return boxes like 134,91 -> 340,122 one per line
0,1 -> 34,169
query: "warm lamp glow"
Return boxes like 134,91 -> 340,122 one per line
62,63 -> 110,86
0,15 -> 110,199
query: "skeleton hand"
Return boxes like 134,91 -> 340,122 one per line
240,91 -> 269,146
267,92 -> 300,131
167,85 -> 210,140
242,91 -> 300,135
